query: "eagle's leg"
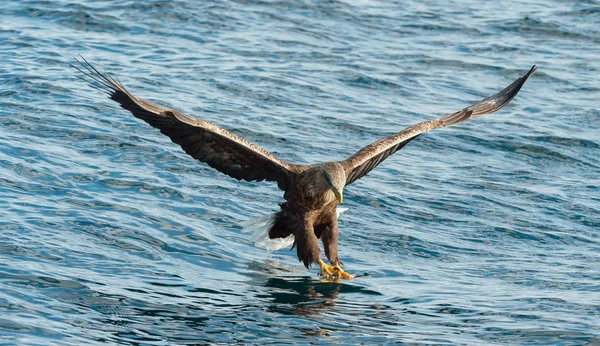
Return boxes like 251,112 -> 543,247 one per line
294,220 -> 342,280
295,220 -> 322,270
320,216 -> 354,280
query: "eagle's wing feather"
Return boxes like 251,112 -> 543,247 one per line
73,56 -> 307,190
341,66 -> 537,185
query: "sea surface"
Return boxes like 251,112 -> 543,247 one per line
1,0 -> 599,345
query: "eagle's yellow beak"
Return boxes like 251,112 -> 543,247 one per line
332,187 -> 343,204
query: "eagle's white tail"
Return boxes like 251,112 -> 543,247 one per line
241,208 -> 349,252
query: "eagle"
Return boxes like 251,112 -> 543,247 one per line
73,56 -> 536,280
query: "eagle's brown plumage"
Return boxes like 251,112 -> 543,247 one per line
342,65 -> 537,185
73,56 -> 536,280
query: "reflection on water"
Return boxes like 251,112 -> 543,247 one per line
247,261 -> 381,317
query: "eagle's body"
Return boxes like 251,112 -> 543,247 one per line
73,57 -> 536,280
270,162 -> 346,270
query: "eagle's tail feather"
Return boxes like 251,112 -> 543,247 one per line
241,207 -> 348,252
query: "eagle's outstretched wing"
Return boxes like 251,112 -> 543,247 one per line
341,66 -> 537,185
73,56 -> 307,190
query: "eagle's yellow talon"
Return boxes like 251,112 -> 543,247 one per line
318,259 -> 337,280
318,259 -> 353,281
334,265 -> 354,280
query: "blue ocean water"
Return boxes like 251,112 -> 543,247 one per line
1,0 -> 599,344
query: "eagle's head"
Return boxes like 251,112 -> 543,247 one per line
321,162 -> 346,204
